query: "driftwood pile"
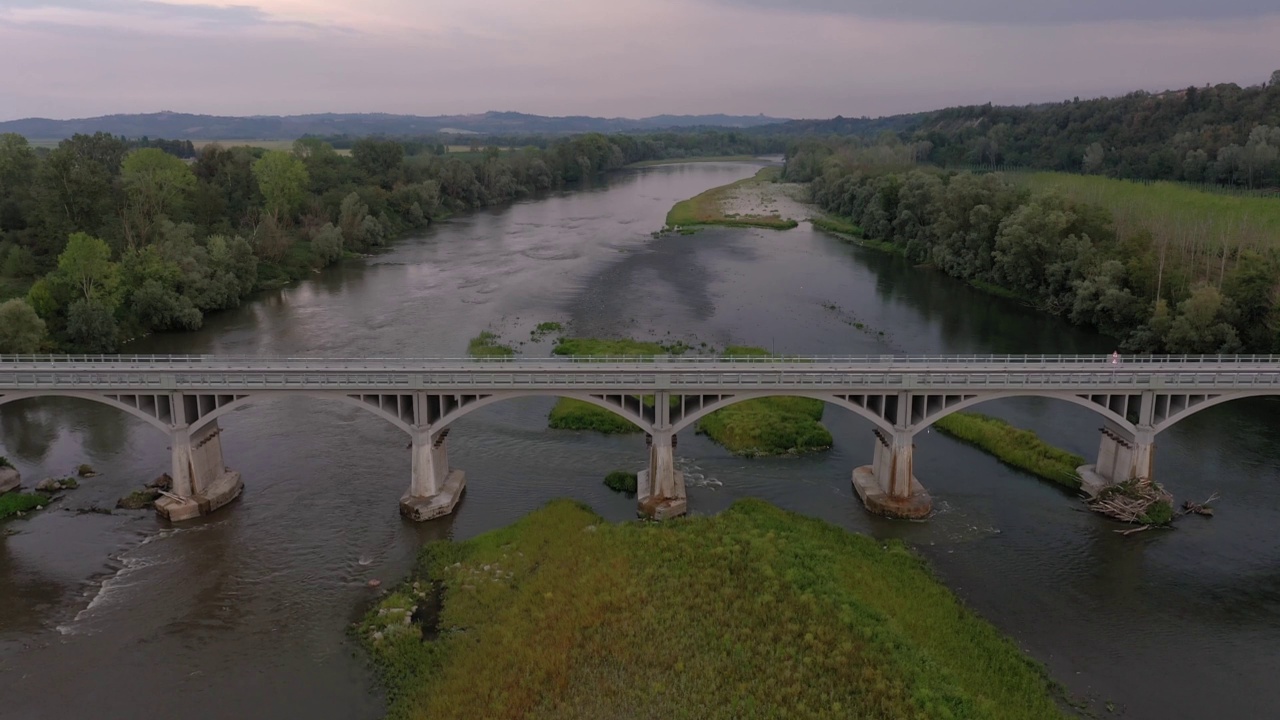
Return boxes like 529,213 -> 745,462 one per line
1087,479 -> 1218,535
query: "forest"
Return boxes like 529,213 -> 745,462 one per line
913,71 -> 1280,188
786,139 -> 1280,354
0,130 -> 783,353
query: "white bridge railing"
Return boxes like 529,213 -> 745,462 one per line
5,355 -> 1280,392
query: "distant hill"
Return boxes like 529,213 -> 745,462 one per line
0,110 -> 790,140
753,113 -> 930,137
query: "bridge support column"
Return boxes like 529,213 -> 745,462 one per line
400,428 -> 466,521
1078,424 -> 1155,496
852,429 -> 932,519
638,431 -> 686,520
155,420 -> 243,522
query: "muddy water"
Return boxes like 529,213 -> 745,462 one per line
2,162 -> 1278,719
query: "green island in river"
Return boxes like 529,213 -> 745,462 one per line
360,499 -> 1070,720
665,167 -> 800,231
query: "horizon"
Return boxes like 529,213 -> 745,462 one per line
2,1 -> 1277,122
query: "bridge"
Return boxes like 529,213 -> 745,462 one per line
3,353 -> 1278,521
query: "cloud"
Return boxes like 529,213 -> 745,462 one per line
708,0 -> 1280,24
0,0 -> 1277,121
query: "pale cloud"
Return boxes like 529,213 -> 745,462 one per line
0,0 -> 1277,121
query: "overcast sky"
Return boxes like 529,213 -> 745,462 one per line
1,0 -> 1277,121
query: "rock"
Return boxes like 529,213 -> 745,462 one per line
77,464 -> 97,478
36,478 -> 64,492
367,579 -> 382,588
0,466 -> 19,495
147,473 -> 173,491
116,488 -> 162,510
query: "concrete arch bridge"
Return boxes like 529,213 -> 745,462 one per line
3,354 -> 1277,521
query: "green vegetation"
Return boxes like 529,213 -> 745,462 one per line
810,215 -> 862,236
932,412 -> 1084,490
531,321 -> 563,339
665,168 -> 800,231
789,143 -> 1280,353
693,346 -> 833,456
0,131 -> 783,352
1,492 -> 49,520
360,499 -> 1069,720
0,455 -> 12,468
602,471 -> 638,494
697,396 -> 832,457
466,331 -> 514,358
548,399 -> 640,434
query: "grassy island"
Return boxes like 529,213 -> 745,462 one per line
466,331 -> 514,358
360,499 -> 1070,720
666,168 -> 800,231
546,338 -> 671,434
695,346 -> 832,456
932,412 -> 1084,490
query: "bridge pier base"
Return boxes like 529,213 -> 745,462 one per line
638,431 -> 686,520
400,428 -> 466,521
1078,424 -> 1155,497
156,420 -> 243,522
852,429 -> 932,520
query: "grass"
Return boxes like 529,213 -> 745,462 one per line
116,488 -> 161,510
932,412 -> 1084,489
628,155 -> 760,168
532,321 -> 563,340
467,331 -> 514,358
1,492 -> 50,520
666,167 -> 800,231
359,499 -> 1070,720
811,215 -> 906,255
0,456 -> 12,468
603,471 -> 638,494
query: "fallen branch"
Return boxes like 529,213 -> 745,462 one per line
1180,492 -> 1220,517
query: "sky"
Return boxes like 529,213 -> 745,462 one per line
0,0 -> 1278,121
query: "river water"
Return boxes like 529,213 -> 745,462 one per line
2,162 -> 1278,719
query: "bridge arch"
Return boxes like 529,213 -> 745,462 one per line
431,391 -> 655,435
0,391 -> 172,433
908,391 -> 1137,437
188,391 -> 415,435
668,391 -> 895,436
1151,390 -> 1280,435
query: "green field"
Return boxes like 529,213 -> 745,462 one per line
1012,172 -> 1280,267
360,499 -> 1070,720
666,167 -> 800,230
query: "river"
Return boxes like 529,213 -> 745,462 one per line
2,161 -> 1278,719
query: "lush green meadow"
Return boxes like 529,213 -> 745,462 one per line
360,499 -> 1070,720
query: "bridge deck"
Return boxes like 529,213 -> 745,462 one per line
4,355 -> 1280,392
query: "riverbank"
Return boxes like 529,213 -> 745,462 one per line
665,167 -> 801,230
628,155 -> 760,168
360,499 -> 1071,720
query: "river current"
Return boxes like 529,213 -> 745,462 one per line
2,162 -> 1278,719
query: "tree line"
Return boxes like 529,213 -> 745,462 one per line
0,131 -> 783,353
912,71 -> 1280,189
787,140 -> 1279,354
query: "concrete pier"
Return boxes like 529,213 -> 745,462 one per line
638,431 -> 686,520
852,429 -> 932,519
156,420 -> 243,521
400,428 -> 466,521
1078,423 -> 1155,497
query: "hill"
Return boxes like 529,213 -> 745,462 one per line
0,110 -> 790,140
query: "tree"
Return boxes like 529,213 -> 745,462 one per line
251,151 -> 309,222
1270,69 -> 1280,89
310,223 -> 344,265
65,297 -> 118,352
57,232 -> 117,301
0,298 -> 47,353
1082,143 -> 1105,173
121,148 -> 196,247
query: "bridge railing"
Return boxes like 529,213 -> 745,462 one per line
5,353 -> 1280,366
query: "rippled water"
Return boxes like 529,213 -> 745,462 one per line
2,162 -> 1279,719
